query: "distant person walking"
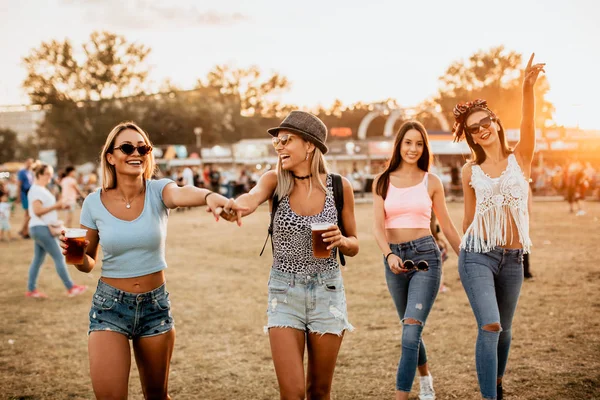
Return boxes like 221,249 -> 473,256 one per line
59,166 -> 86,227
17,158 -> 35,238
26,163 -> 87,298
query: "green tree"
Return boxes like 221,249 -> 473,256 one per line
22,32 -> 151,165
201,65 -> 290,117
435,46 -> 554,130
0,129 -> 22,164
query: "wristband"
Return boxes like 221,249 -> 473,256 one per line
204,191 -> 215,203
385,252 -> 394,262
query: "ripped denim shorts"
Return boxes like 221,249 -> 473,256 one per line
265,268 -> 354,336
88,279 -> 174,339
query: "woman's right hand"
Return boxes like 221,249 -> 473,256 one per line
387,253 -> 408,274
59,230 -> 90,260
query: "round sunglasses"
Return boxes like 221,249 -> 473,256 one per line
465,115 -> 495,136
272,134 -> 296,148
113,143 -> 153,156
402,259 -> 429,272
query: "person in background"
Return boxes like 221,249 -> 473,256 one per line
26,163 -> 87,298
17,158 -> 35,239
6,174 -> 19,212
0,190 -> 13,241
60,166 -> 86,227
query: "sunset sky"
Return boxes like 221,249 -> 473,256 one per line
1,0 -> 598,129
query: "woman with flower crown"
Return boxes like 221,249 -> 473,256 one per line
453,54 -> 545,400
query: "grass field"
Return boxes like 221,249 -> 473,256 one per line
1,201 -> 599,399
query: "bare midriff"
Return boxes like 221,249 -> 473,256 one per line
101,270 -> 165,293
386,228 -> 432,245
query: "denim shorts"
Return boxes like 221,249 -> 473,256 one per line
265,268 -> 354,336
89,280 -> 174,339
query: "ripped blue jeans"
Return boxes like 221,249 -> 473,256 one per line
459,247 -> 524,400
384,236 -> 442,392
265,268 -> 354,336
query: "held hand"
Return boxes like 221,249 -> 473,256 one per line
207,196 -> 248,226
387,254 -> 409,274
523,53 -> 545,90
321,225 -> 345,251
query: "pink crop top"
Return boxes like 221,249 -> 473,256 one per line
384,173 -> 432,229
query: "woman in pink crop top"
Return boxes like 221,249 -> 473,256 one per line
373,121 -> 461,400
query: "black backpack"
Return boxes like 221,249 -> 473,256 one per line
260,173 -> 347,266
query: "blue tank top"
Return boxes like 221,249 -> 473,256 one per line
80,179 -> 173,278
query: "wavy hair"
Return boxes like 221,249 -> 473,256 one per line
100,122 -> 156,190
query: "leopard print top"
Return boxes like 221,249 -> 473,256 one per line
272,174 -> 339,274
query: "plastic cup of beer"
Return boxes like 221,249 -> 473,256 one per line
311,222 -> 334,259
65,228 -> 87,264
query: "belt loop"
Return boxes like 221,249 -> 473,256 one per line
118,290 -> 124,302
317,273 -> 323,285
290,274 -> 295,288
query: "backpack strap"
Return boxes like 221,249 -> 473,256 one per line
331,173 -> 346,266
260,194 -> 279,257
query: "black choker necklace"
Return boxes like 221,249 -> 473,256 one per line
292,173 -> 312,180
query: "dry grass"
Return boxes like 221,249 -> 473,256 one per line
1,201 -> 599,399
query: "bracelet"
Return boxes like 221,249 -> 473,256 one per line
385,252 -> 394,262
204,191 -> 215,203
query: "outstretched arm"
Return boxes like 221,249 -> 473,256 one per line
162,182 -> 248,225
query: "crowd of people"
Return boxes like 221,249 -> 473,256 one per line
0,54 -> 593,399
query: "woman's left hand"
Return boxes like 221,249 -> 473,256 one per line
321,225 -> 345,250
523,53 -> 545,90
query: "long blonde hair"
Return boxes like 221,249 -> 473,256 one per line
100,122 -> 156,190
274,147 -> 329,199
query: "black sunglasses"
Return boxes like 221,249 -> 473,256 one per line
113,143 -> 153,156
465,116 -> 494,135
272,134 -> 295,148
402,259 -> 429,272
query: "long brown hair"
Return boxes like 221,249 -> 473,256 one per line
463,107 -> 512,165
375,121 -> 432,199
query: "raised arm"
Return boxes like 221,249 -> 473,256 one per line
515,53 -> 546,166
429,174 -> 461,255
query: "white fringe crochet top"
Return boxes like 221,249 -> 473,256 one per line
461,154 -> 532,253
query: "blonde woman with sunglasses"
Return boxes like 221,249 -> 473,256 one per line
219,111 -> 359,399
60,122 -> 246,399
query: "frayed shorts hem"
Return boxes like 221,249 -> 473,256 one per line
88,326 -> 174,339
264,324 -> 354,337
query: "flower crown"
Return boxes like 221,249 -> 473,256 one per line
452,99 -> 496,142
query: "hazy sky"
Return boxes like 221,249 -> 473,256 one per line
1,0 -> 598,128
